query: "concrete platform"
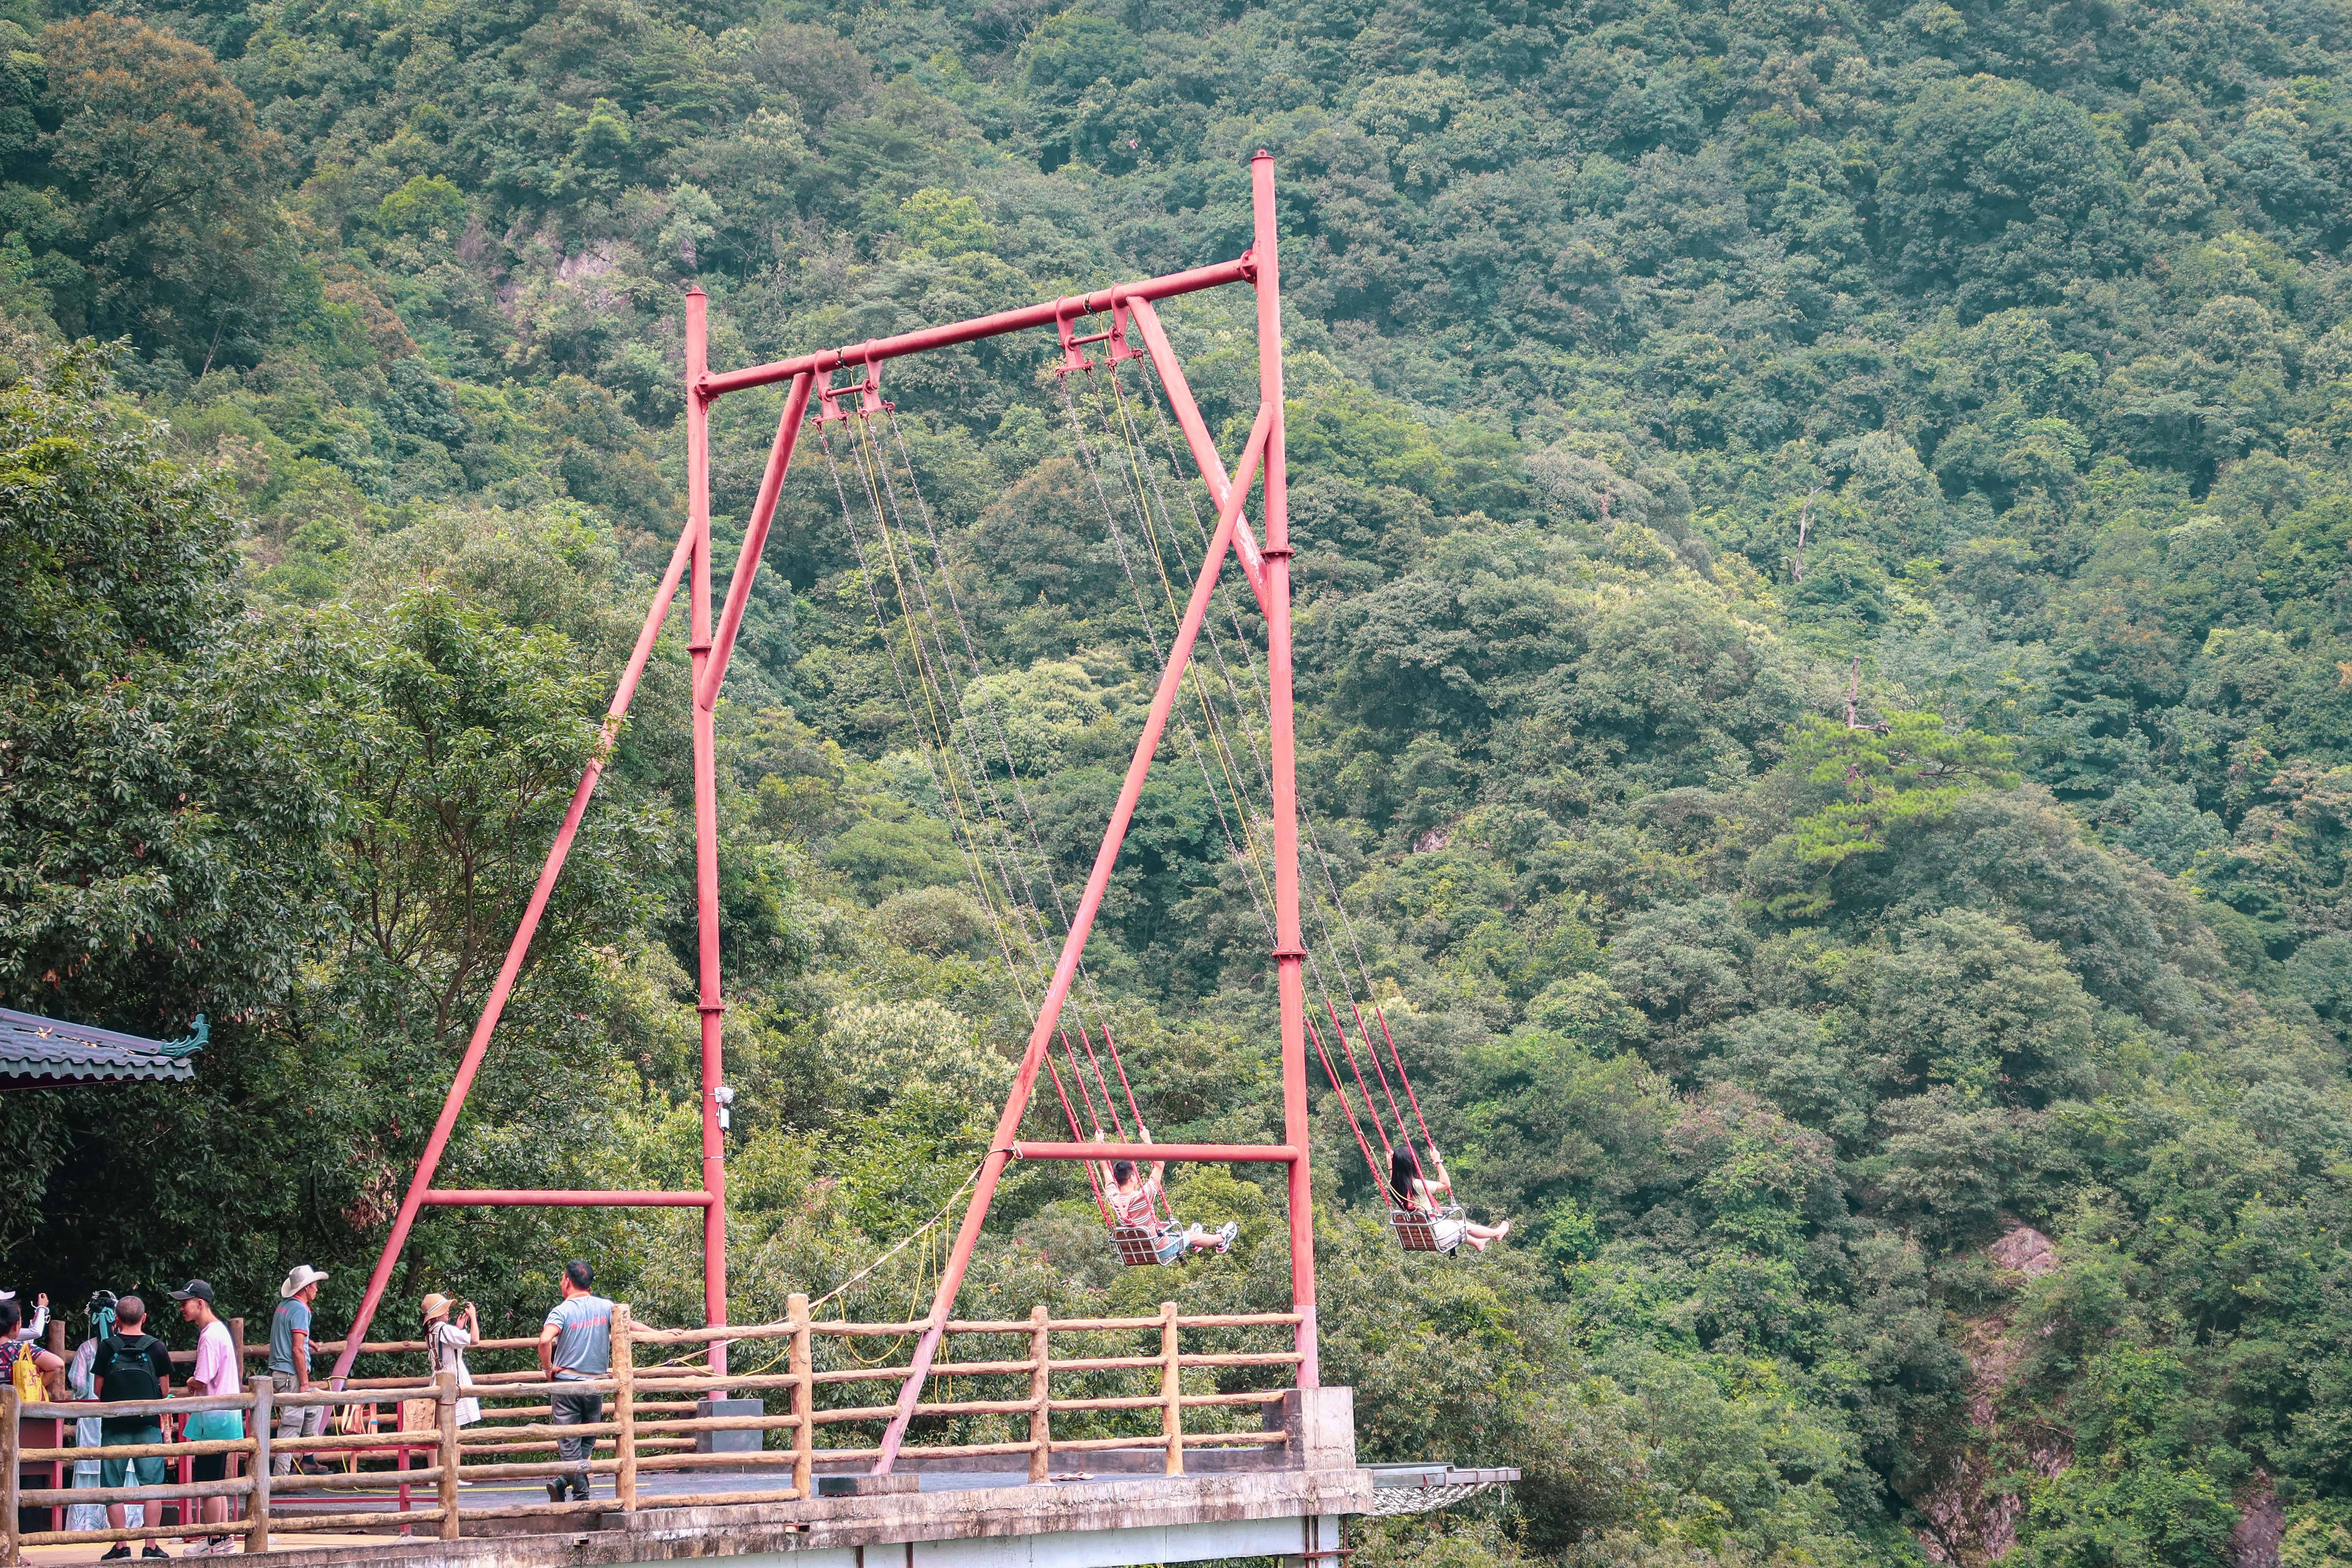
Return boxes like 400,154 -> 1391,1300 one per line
164,1465 -> 1367,1568
18,1389 -> 1516,1568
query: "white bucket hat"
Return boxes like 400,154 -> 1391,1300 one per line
279,1265 -> 329,1298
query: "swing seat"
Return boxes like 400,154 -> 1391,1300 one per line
1390,1205 -> 1466,1255
1109,1224 -> 1185,1267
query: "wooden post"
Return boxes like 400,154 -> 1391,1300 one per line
1027,1305 -> 1051,1485
436,1370 -> 459,1541
787,1294 -> 812,1500
614,1305 -> 637,1513
2,1385 -> 20,1567
245,1376 -> 273,1554
1159,1301 -> 1182,1478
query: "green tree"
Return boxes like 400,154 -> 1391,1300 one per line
1880,76 -> 2136,318
17,14 -> 292,368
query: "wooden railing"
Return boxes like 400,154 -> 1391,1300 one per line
0,1300 -> 1302,1559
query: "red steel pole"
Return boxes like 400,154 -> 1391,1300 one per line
1253,153 -> 1317,1389
1126,297 -> 1271,614
419,1190 -> 715,1207
685,287 -> 730,1381
327,466 -> 702,1383
869,403 -> 1274,1473
1011,1142 -> 1300,1163
699,260 -> 1254,399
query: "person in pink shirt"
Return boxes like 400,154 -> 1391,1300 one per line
170,1282 -> 245,1555
1095,1127 -> 1237,1262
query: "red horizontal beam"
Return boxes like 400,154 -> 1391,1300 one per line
419,1190 -> 714,1207
1012,1142 -> 1298,1164
698,256 -> 1256,400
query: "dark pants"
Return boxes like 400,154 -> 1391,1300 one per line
551,1386 -> 602,1493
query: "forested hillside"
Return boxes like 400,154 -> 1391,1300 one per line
12,0 -> 2352,1562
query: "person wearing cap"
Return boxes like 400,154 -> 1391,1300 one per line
422,1295 -> 481,1427
172,1281 -> 245,1553
268,1266 -> 330,1476
537,1261 -> 612,1504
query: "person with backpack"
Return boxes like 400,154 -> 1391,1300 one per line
91,1295 -> 173,1558
0,1296 -> 64,1400
172,1281 -> 245,1554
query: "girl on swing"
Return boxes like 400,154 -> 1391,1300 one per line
1096,1128 -> 1239,1262
1390,1142 -> 1512,1252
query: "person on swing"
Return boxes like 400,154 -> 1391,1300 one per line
1390,1142 -> 1511,1253
1096,1127 -> 1238,1261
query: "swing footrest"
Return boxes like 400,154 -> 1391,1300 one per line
1390,1206 -> 1466,1255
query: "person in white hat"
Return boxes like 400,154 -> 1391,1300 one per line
268,1266 -> 330,1476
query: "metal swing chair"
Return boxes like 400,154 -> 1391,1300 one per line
1305,1002 -> 1470,1255
1038,1031 -> 1237,1269
1389,1195 -> 1470,1256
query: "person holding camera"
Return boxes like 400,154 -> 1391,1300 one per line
420,1295 -> 480,1427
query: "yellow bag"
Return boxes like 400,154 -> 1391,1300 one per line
8,1344 -> 40,1403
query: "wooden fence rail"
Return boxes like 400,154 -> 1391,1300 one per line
0,1299 -> 1301,1561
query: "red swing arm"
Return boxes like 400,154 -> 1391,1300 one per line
325,156 -> 1318,1428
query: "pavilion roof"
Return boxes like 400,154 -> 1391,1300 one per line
0,1008 -> 205,1087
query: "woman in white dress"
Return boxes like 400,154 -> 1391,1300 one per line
1389,1143 -> 1510,1253
421,1295 -> 481,1427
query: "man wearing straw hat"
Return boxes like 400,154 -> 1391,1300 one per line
268,1266 -> 330,1476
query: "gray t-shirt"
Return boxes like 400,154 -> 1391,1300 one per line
269,1298 -> 311,1378
543,1294 -> 612,1380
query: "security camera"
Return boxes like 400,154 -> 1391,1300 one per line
713,1085 -> 736,1106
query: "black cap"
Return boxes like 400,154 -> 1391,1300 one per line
168,1280 -> 214,1304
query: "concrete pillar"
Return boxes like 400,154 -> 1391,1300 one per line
1274,1387 -> 1356,1472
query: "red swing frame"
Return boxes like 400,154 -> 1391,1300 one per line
328,154 -> 1321,1473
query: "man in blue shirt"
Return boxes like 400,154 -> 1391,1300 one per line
538,1261 -> 612,1504
269,1266 -> 329,1476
